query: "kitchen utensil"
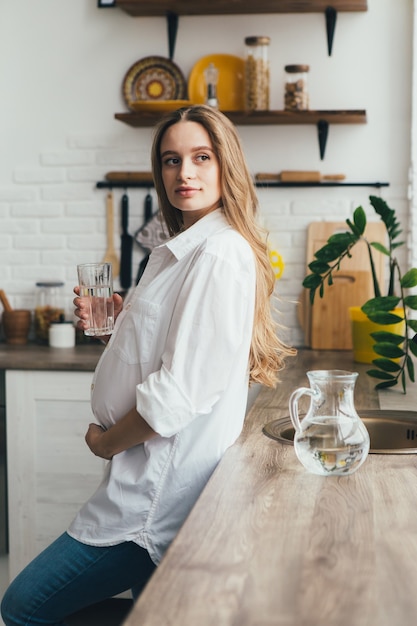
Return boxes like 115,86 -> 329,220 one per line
122,56 -> 187,109
255,171 -> 346,182
2,309 -> 31,345
289,369 -> 370,475
105,171 -> 154,184
102,191 -> 120,279
0,289 -> 13,312
120,193 -> 133,290
188,54 -> 245,111
300,221 -> 386,349
135,192 -> 155,284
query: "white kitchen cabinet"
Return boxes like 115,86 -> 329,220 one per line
6,370 -> 105,580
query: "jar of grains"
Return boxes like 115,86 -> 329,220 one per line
35,281 -> 65,343
284,64 -> 309,111
244,36 -> 270,111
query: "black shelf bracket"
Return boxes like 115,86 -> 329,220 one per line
325,7 -> 337,56
317,120 -> 329,160
166,12 -> 179,60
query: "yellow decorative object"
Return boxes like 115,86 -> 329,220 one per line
349,306 -> 405,364
269,249 -> 285,279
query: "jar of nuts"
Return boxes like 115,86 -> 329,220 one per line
244,36 -> 270,111
35,281 -> 65,343
284,64 -> 309,111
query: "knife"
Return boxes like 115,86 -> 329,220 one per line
136,192 -> 153,284
120,192 -> 133,290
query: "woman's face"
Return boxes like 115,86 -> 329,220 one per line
160,120 -> 222,228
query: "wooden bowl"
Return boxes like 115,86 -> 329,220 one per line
2,309 -> 32,344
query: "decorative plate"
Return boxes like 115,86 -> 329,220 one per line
188,54 -> 245,111
122,56 -> 187,109
128,99 -> 192,112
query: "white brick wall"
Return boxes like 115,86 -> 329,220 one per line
0,0 -> 413,348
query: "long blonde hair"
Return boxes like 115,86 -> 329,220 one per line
151,105 -> 295,387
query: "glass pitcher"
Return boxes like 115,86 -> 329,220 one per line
289,370 -> 370,476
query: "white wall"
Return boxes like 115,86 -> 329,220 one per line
0,0 -> 413,346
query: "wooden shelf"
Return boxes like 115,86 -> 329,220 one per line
114,109 -> 367,159
115,109 -> 367,127
115,1 -> 368,17
113,1 -> 367,56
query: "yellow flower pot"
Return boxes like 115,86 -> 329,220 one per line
349,306 -> 405,364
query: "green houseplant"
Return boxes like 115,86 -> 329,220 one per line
303,195 -> 417,392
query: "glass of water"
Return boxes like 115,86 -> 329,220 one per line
77,262 -> 114,336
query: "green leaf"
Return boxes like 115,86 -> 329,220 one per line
408,319 -> 417,332
402,370 -> 406,393
409,340 -> 417,358
366,311 -> 404,325
406,355 -> 415,382
403,295 -> 417,310
309,288 -> 317,305
346,218 -> 361,238
370,331 -> 404,345
370,242 -> 390,256
328,274 -> 333,286
352,206 -> 367,234
319,283 -> 324,298
303,274 -> 322,289
373,342 -> 404,358
366,369 -> 395,380
375,379 -> 399,390
308,260 -> 330,274
315,245 -> 344,263
362,296 -> 401,314
371,358 -> 401,372
401,268 -> 417,289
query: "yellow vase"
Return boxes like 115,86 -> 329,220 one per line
349,306 -> 405,364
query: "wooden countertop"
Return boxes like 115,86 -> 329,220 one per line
0,342 -> 104,371
123,349 -> 417,626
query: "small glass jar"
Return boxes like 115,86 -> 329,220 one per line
244,36 -> 270,111
284,64 -> 309,111
35,281 -> 65,343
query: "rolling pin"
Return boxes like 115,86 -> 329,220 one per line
255,171 -> 346,182
105,171 -> 154,184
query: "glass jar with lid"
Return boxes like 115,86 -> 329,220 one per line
284,64 -> 309,111
35,281 -> 65,343
244,36 -> 270,111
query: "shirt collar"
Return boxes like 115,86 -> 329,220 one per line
164,209 -> 230,260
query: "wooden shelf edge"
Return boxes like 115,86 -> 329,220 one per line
115,109 -> 367,128
115,1 -> 368,18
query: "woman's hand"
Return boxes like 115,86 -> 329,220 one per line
73,287 -> 124,336
85,423 -> 113,460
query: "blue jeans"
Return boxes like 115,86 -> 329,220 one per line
0,532 -> 156,626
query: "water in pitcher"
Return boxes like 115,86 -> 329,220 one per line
294,414 -> 368,475
80,285 -> 114,336
289,370 -> 370,476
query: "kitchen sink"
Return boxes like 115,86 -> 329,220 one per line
263,410 -> 417,454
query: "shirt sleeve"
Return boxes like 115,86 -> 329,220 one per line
136,243 -> 256,437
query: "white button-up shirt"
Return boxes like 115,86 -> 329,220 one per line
68,209 -> 256,564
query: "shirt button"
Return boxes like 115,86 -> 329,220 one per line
125,302 -> 132,310
91,383 -> 94,391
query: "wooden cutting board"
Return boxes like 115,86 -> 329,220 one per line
300,221 -> 386,350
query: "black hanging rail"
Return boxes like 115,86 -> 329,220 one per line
96,181 -> 390,190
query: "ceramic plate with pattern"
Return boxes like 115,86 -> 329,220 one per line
122,56 -> 187,109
